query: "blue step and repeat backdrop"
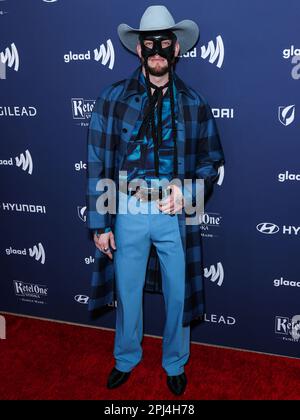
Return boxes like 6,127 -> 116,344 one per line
1,0 -> 299,358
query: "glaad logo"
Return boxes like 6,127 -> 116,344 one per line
15,150 -> 33,174
257,223 -> 300,236
278,105 -> 295,126
256,223 -> 280,234
94,41 -> 115,69
14,280 -> 48,299
71,98 -> 95,120
291,54 -> 300,80
0,43 -> 19,79
217,165 -> 225,186
85,256 -> 95,265
29,243 -> 46,264
278,171 -> 300,182
201,36 -> 224,68
204,262 -> 224,287
274,277 -> 300,288
0,315 -> 6,340
0,0 -> 8,17
75,295 -> 89,305
0,149 -> 33,174
181,35 -> 225,68
77,206 -> 87,222
283,46 -> 300,59
282,46 -> 300,80
74,161 -> 87,171
64,40 -> 115,70
275,315 -> 300,343
6,243 -> 46,264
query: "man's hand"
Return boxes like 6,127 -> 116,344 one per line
156,185 -> 185,215
94,231 -> 116,260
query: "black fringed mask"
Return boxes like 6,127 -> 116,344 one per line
135,30 -> 179,178
139,30 -> 177,63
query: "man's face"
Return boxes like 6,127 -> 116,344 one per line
142,38 -> 172,76
137,34 -> 180,77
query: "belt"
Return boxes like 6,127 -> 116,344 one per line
126,185 -> 170,201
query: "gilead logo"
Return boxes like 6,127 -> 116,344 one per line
77,206 -> 87,222
278,105 -> 295,126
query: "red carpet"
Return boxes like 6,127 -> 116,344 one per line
1,313 -> 300,400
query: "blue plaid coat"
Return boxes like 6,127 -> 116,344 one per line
86,66 -> 225,326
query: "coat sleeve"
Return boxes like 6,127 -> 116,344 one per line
86,94 -> 113,231
183,101 -> 225,207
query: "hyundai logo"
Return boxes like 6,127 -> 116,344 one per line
256,223 -> 280,234
74,295 -> 89,304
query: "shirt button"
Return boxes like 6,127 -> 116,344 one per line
122,128 -> 128,133
135,97 -> 140,103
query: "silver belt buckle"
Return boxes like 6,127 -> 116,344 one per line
143,186 -> 169,201
138,186 -> 156,201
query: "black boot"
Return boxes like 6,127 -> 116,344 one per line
167,373 -> 187,396
107,367 -> 131,389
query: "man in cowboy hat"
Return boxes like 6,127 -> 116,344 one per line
86,5 -> 225,396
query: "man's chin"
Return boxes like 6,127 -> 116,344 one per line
147,65 -> 169,77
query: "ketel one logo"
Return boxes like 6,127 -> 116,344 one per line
0,43 -> 19,79
275,315 -> 300,342
256,223 -> 280,235
77,206 -> 87,222
71,98 -> 95,120
15,149 -> 33,174
29,243 -> 46,264
204,262 -> 224,287
74,295 -> 89,305
278,105 -> 295,126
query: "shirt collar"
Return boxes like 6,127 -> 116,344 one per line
122,65 -> 194,100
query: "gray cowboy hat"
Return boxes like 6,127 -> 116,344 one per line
117,5 -> 199,55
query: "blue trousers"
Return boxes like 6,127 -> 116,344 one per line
112,191 -> 190,376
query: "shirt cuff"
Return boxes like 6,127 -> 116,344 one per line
94,227 -> 111,235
